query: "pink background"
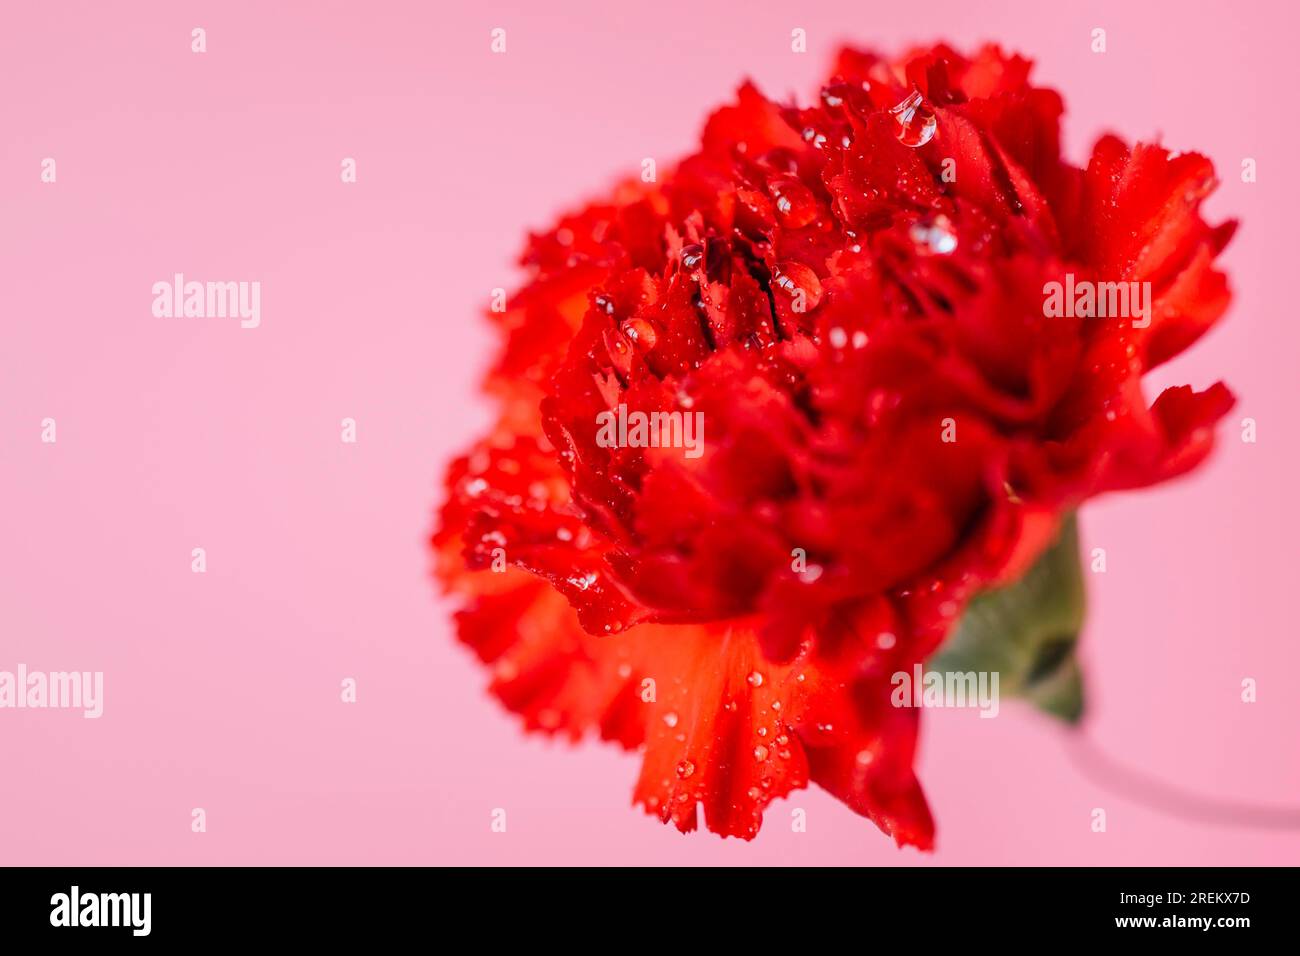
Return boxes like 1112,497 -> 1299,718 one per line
1,0 -> 1296,865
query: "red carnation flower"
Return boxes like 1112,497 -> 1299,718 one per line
432,43 -> 1234,847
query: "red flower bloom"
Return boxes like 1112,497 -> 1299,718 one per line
433,43 -> 1234,847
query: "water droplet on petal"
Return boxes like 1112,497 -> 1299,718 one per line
772,262 -> 823,311
800,126 -> 829,150
676,759 -> 695,779
747,671 -> 765,688
679,243 -> 704,270
603,328 -> 633,375
753,745 -> 769,761
909,215 -> 957,255
889,89 -> 937,147
767,178 -> 818,228
620,317 -> 657,352
662,710 -> 679,728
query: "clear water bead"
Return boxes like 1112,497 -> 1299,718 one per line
889,89 -> 937,147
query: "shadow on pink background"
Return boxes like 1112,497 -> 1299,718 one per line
1,0 -> 1296,864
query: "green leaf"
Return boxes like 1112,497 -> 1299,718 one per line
927,514 -> 1086,723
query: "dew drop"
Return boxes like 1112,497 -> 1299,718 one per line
604,329 -> 630,358
800,126 -> 828,150
909,215 -> 957,255
662,710 -> 679,728
753,745 -> 770,761
620,317 -> 658,352
772,261 -> 823,311
767,178 -> 818,228
676,759 -> 696,779
747,671 -> 765,688
889,89 -> 937,148
679,243 -> 704,270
